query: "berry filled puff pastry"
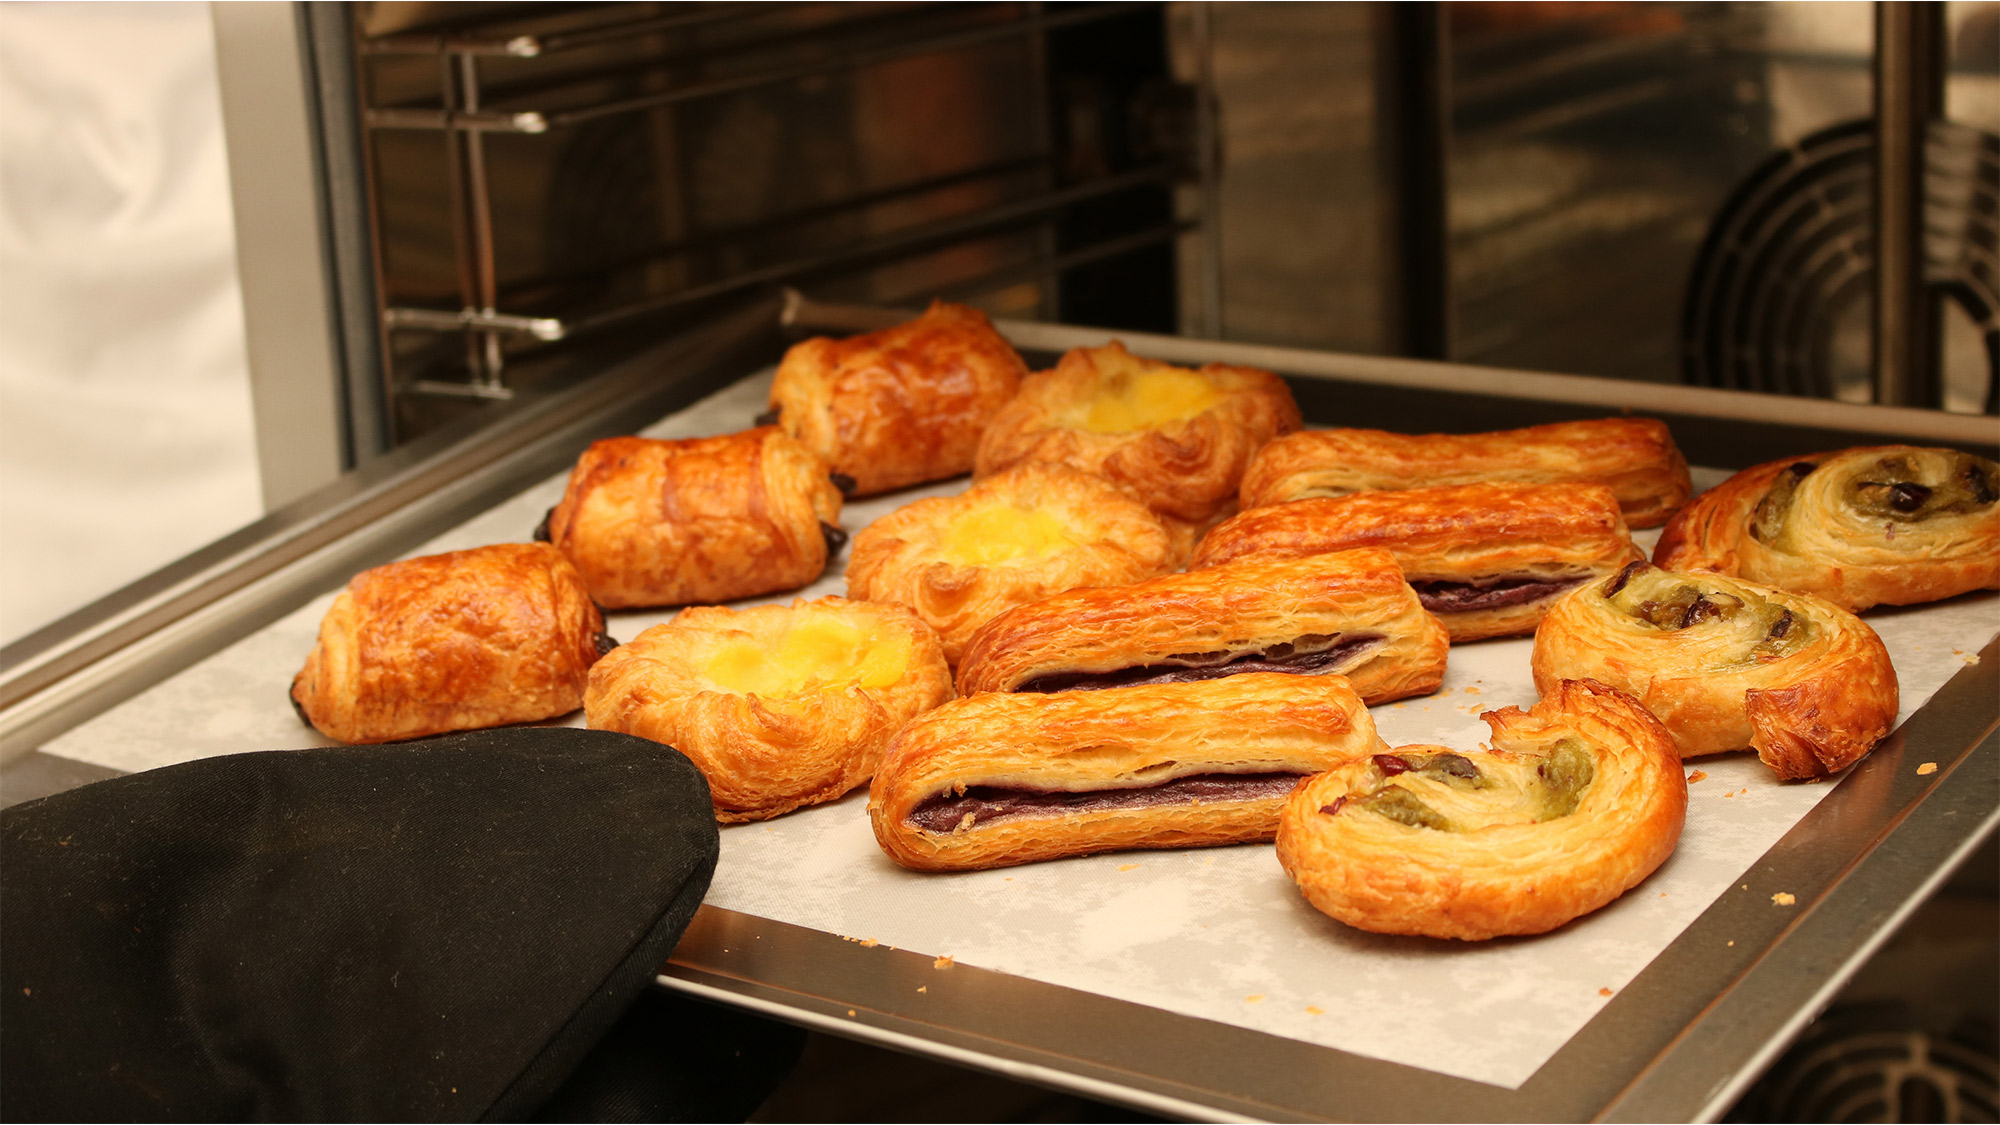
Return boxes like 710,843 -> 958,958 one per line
955,548 -> 1448,705
1532,561 -> 1897,779
1276,679 -> 1686,940
846,462 -> 1177,664
540,427 -> 844,609
291,542 -> 613,745
764,301 -> 1028,497
1655,445 -> 2000,611
869,673 -> 1387,871
1191,481 -> 1643,642
585,596 -> 952,822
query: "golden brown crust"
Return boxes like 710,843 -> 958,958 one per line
584,596 -> 952,822
845,462 -> 1177,664
291,542 -> 607,745
1654,446 -> 2000,611
973,341 -> 1302,528
869,673 -> 1388,871
1275,679 -> 1687,940
545,427 -> 844,609
768,301 -> 1028,496
1240,418 -> 1692,528
1191,482 -> 1644,642
954,548 -> 1448,704
1531,563 -> 1898,779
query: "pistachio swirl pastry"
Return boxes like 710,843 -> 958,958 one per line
764,300 -> 1027,497
870,673 -> 1387,871
955,548 -> 1448,704
1240,418 -> 1691,528
846,462 -> 1177,664
1275,679 -> 1687,940
542,427 -> 845,609
1532,561 -> 1897,779
1191,481 -> 1644,642
1655,445 -> 2000,611
585,596 -> 952,822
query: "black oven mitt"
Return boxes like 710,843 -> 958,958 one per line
0,727 -> 727,1121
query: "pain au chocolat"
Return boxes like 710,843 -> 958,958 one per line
869,673 -> 1387,872
1532,561 -> 1897,779
764,300 -> 1027,497
1192,481 -> 1643,642
586,596 -> 952,822
1276,679 -> 1686,941
291,542 -> 613,745
1655,445 -> 2000,612
541,426 -> 844,609
1238,417 -> 1692,528
955,548 -> 1447,704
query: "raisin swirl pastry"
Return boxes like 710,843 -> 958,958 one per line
291,542 -> 614,745
869,673 -> 1388,871
1532,561 -> 1897,779
1275,679 -> 1687,940
846,462 -> 1177,665
764,300 -> 1028,497
585,596 -> 952,822
955,548 -> 1448,705
541,427 -> 845,609
1655,445 -> 2000,611
1239,418 -> 1691,528
1191,481 -> 1643,642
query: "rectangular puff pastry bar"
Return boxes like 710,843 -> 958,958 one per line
868,673 -> 1387,871
1238,418 -> 1692,528
1192,481 -> 1644,642
955,548 -> 1448,705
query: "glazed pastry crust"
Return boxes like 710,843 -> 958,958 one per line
973,341 -> 1302,529
291,542 -> 607,745
1654,446 -> 2000,611
1191,482 -> 1644,641
585,596 -> 953,822
1275,679 -> 1687,940
545,427 -> 844,609
869,673 -> 1388,871
1240,418 -> 1692,528
767,301 -> 1028,496
846,462 -> 1177,664
1532,563 -> 1898,778
955,547 -> 1449,705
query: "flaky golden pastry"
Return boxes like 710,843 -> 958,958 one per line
543,427 -> 844,609
1240,418 -> 1691,528
1275,679 -> 1686,940
973,341 -> 1301,538
291,542 -> 611,745
1191,482 -> 1643,642
869,673 -> 1387,871
1655,446 -> 2000,611
846,462 -> 1177,664
585,596 -> 952,822
955,548 -> 1448,705
766,301 -> 1027,496
1532,562 -> 1897,779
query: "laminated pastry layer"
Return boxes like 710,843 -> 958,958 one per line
1191,481 -> 1644,642
955,547 -> 1448,705
291,542 -> 611,745
585,596 -> 953,822
542,427 -> 845,609
1531,561 -> 1898,778
1239,417 -> 1692,528
765,300 -> 1027,496
868,673 -> 1387,871
1655,445 -> 2000,612
1275,679 -> 1687,940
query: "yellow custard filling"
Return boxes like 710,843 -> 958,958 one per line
704,617 -> 908,696
1078,366 -> 1223,434
938,504 -> 1078,566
